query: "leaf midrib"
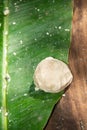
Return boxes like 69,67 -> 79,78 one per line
2,0 -> 9,130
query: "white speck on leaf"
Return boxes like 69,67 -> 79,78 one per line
0,109 -> 2,113
3,7 -> 10,15
12,22 -> 16,25
13,52 -> 17,56
53,0 -> 55,3
9,120 -> 12,123
15,6 -> 19,12
37,8 -> 40,12
59,26 -> 61,29
14,3 -> 17,6
50,34 -> 52,37
10,98 -> 14,102
19,31 -> 21,34
0,23 -> 2,27
42,100 -> 45,103
54,26 -> 57,29
65,29 -> 70,32
3,85 -> 7,89
38,116 -> 42,121
5,112 -> 8,116
18,68 -> 22,71
4,31 -> 8,35
20,40 -> 23,44
24,93 -> 27,96
35,87 -> 39,91
35,8 -> 40,12
34,38 -> 37,41
46,32 -> 49,35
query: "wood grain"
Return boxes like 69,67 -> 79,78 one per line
45,0 -> 87,129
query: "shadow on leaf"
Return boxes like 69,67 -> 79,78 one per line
28,82 -> 63,101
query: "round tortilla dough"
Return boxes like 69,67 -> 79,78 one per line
33,57 -> 73,93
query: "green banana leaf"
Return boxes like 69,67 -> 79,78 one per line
0,0 -> 72,130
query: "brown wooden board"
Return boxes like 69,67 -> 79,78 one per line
45,0 -> 87,129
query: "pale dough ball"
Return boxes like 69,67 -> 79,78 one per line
33,57 -> 73,93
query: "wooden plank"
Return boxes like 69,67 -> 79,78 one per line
45,0 -> 87,129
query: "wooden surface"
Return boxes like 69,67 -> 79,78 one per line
45,0 -> 87,130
